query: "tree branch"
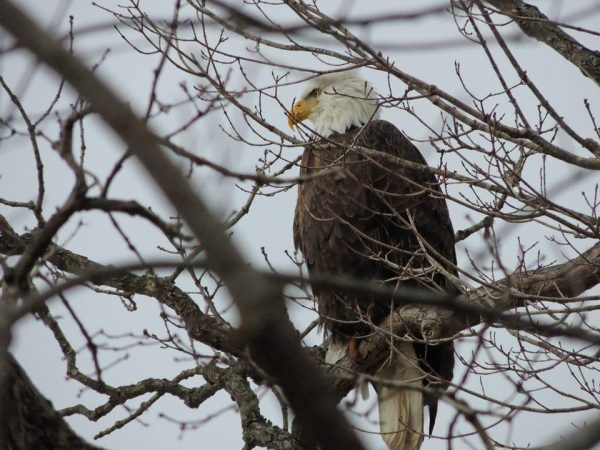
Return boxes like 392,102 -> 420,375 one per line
1,232 -> 599,401
535,414 -> 600,450
0,2 -> 364,449
484,0 -> 600,86
0,353 -> 103,450
328,240 -> 600,396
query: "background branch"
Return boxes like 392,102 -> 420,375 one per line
484,0 -> 600,86
0,353 -> 103,450
0,1 -> 366,449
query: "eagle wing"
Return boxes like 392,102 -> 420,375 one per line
294,120 -> 457,295
293,119 -> 456,432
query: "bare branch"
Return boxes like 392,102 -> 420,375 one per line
0,2 -> 365,448
484,0 -> 600,86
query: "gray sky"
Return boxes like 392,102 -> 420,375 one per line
2,1 -> 600,449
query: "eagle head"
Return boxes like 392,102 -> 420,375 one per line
287,71 -> 379,137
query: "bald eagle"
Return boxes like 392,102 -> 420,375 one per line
288,71 -> 457,450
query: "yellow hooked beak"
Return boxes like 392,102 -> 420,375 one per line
287,98 -> 317,129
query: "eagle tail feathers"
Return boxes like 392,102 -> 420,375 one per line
376,341 -> 424,450
325,339 -> 424,449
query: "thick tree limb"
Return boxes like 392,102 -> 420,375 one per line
4,233 -> 599,347
202,365 -> 302,450
484,0 -> 600,86
0,231 -> 243,358
0,2 -> 364,449
0,353 -> 102,450
329,240 -> 600,396
1,232 -> 599,398
535,414 -> 600,450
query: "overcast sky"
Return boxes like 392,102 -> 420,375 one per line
2,1 -> 600,449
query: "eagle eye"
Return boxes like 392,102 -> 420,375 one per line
309,88 -> 320,97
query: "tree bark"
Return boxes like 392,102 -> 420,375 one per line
484,0 -> 600,86
0,354 -> 102,450
0,2 -> 365,449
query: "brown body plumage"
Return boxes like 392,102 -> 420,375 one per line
293,120 -> 456,436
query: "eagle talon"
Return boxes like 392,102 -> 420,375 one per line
348,337 -> 360,359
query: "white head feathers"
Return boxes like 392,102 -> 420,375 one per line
294,71 -> 379,137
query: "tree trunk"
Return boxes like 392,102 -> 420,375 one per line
0,354 -> 102,450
